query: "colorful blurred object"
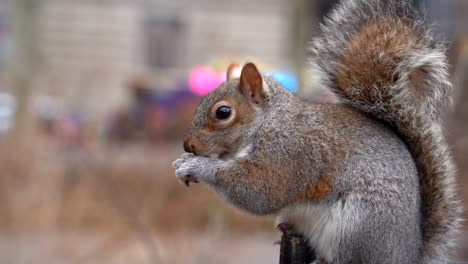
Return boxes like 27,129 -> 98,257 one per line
268,72 -> 299,93
189,66 -> 223,96
189,63 -> 300,96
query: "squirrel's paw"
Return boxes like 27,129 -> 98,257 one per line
173,153 -> 202,187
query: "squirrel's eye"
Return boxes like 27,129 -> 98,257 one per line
215,106 -> 231,120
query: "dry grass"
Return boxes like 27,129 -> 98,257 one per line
0,135 -> 276,263
0,137 -> 274,233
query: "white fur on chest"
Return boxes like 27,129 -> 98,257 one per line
276,197 -> 362,262
234,144 -> 253,159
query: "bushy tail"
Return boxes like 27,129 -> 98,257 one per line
310,0 -> 462,262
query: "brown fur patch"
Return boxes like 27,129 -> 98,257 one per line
409,126 -> 452,246
336,17 -> 418,103
238,160 -> 268,176
220,159 -> 291,204
240,63 -> 266,105
409,68 -> 428,105
292,171 -> 334,203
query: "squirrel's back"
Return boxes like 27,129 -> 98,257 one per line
310,0 -> 462,262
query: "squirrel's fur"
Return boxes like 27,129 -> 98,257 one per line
310,0 -> 462,262
173,0 -> 462,263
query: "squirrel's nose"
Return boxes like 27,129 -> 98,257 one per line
183,139 -> 196,155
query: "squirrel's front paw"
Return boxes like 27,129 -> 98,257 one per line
172,153 -> 201,187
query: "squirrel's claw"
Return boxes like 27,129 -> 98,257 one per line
178,174 -> 198,187
277,223 -> 295,235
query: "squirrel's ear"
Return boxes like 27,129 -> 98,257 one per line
226,63 -> 241,81
239,63 -> 266,105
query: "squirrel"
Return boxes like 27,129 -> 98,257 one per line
173,0 -> 462,263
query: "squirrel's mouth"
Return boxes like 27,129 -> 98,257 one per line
209,151 -> 231,160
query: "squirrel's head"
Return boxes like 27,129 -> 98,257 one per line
183,63 -> 269,159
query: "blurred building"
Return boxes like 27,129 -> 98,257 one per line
0,0 -> 467,122
35,0 -> 293,120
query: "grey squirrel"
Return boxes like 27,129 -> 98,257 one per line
173,0 -> 462,263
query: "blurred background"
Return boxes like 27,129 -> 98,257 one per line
0,0 -> 466,263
